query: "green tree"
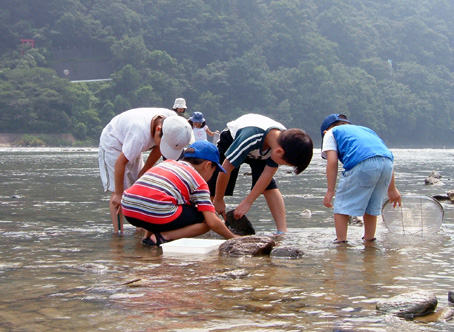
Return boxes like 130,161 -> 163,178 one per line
0,67 -> 75,133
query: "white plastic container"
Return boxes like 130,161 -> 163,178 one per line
161,238 -> 226,254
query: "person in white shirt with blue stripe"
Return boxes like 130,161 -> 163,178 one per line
208,113 -> 313,234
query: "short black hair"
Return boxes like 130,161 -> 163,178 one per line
182,151 -> 216,169
277,129 -> 313,175
188,120 -> 206,128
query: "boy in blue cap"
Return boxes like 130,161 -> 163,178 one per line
121,141 -> 239,245
320,114 -> 401,243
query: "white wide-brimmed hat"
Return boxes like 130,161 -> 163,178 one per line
173,98 -> 187,110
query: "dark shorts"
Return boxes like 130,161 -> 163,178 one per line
125,205 -> 205,233
207,129 -> 278,196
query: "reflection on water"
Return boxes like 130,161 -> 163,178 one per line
1,148 -> 454,331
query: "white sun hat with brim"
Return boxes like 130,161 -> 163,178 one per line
173,98 -> 187,110
160,116 -> 192,160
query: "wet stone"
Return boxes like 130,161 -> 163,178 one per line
433,191 -> 454,202
349,216 -> 363,226
225,210 -> 256,235
376,290 -> 438,318
219,235 -> 275,257
433,194 -> 450,201
448,290 -> 454,304
425,170 -> 442,185
413,307 -> 454,323
73,263 -> 110,274
218,269 -> 249,279
448,190 -> 454,203
270,246 -> 304,259
438,307 -> 454,321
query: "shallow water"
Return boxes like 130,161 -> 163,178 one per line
1,148 -> 454,331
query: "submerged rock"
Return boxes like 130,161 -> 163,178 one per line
433,194 -> 450,201
448,190 -> 454,203
376,290 -> 438,318
73,263 -> 110,274
448,291 -> 454,304
225,210 -> 256,235
299,209 -> 312,218
414,307 -> 454,323
439,307 -> 454,321
349,216 -> 363,226
217,269 -> 249,279
219,235 -> 275,257
270,246 -> 304,259
433,191 -> 454,203
425,171 -> 442,185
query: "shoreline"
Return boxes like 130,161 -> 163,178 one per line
0,133 -> 78,147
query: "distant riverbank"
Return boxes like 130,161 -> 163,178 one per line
0,133 -> 79,147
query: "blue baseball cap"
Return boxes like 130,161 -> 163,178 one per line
183,141 -> 226,173
320,114 -> 350,138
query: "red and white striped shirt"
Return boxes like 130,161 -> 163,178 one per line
121,160 -> 215,224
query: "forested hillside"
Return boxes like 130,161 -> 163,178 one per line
1,0 -> 453,146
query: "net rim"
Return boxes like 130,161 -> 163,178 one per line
381,194 -> 444,235
381,194 -> 444,219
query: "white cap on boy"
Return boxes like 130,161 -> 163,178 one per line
160,116 -> 192,160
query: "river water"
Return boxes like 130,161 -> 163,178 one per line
1,148 -> 454,331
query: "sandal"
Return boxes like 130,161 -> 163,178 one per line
154,232 -> 169,245
333,239 -> 348,244
141,237 -> 156,245
362,237 -> 376,242
141,232 -> 169,246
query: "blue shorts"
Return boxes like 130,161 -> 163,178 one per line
334,156 -> 393,216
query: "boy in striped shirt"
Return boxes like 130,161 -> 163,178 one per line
121,141 -> 239,245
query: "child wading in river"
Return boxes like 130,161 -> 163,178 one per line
320,113 -> 401,243
189,112 -> 219,142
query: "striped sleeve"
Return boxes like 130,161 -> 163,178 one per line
121,160 -> 214,223
225,127 -> 264,167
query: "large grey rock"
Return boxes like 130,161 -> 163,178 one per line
219,235 -> 275,257
376,290 -> 438,318
225,210 -> 256,235
270,246 -> 304,259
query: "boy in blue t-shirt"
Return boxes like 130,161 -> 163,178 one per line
320,114 -> 401,243
208,113 -> 313,233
